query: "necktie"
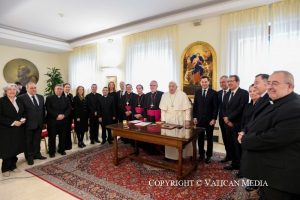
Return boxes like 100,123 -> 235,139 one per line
202,89 -> 206,97
229,92 -> 234,102
32,95 -> 38,107
222,90 -> 226,102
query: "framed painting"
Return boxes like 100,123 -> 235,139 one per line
3,58 -> 39,86
181,41 -> 217,98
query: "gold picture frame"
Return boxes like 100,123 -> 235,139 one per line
181,41 -> 217,98
3,58 -> 39,85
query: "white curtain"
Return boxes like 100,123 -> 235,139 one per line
69,44 -> 99,92
220,6 -> 270,89
269,0 -> 300,92
221,0 -> 300,92
124,25 -> 179,93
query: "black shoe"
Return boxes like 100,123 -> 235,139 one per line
101,140 -> 106,144
27,159 -> 34,165
82,142 -> 86,147
108,140 -> 112,144
95,140 -> 101,143
91,140 -> 95,144
49,154 -> 55,158
58,151 -> 66,155
205,157 -> 211,164
34,155 -> 47,160
65,147 -> 72,150
198,155 -> 205,161
224,165 -> 239,170
78,143 -> 84,148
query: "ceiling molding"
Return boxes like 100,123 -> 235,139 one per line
70,0 -> 279,47
0,27 -> 72,52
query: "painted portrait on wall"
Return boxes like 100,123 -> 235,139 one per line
3,58 -> 39,86
181,41 -> 217,97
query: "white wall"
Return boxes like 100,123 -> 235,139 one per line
0,45 -> 69,95
177,16 -> 221,89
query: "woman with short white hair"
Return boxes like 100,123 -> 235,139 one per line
0,83 -> 26,177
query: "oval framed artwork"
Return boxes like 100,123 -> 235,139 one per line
181,41 -> 217,97
3,58 -> 39,85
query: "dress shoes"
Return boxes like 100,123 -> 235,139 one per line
198,155 -> 205,161
82,142 -> 86,147
224,165 -> 239,170
90,140 -> 95,144
108,140 -> 113,144
205,157 -> 211,164
60,151 -> 66,155
49,154 -> 55,158
34,155 -> 47,160
27,159 -> 34,165
101,140 -> 106,145
95,140 -> 101,143
78,143 -> 84,148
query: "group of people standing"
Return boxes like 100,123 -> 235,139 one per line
1,70 -> 299,199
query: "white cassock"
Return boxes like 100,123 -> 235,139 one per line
159,89 -> 192,160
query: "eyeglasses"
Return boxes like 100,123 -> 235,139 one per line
150,85 -> 157,86
267,81 -> 289,87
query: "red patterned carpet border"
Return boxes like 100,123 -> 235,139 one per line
26,143 -> 250,200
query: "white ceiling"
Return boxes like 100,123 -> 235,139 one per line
0,0 -> 278,52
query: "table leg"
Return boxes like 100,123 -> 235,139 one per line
113,136 -> 119,165
177,145 -> 183,179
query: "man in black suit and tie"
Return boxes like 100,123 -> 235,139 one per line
116,81 -> 125,122
62,83 -> 74,150
45,84 -> 71,157
193,76 -> 218,163
99,87 -> 116,144
19,82 -> 46,165
222,75 -> 249,170
240,71 -> 300,199
217,75 -> 230,163
86,84 -> 102,144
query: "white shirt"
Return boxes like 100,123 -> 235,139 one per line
27,93 -> 39,106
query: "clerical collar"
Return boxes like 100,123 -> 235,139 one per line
57,96 -> 61,98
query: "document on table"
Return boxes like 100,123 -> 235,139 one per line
135,122 -> 152,126
128,120 -> 142,124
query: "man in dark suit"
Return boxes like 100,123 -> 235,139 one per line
45,84 -> 71,157
240,71 -> 300,199
193,76 -> 218,163
217,75 -> 230,163
62,83 -> 74,150
99,87 -> 116,144
19,82 -> 46,165
222,75 -> 249,170
116,81 -> 125,123
86,84 -> 102,144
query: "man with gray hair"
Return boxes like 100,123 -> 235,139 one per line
19,82 -> 46,165
240,71 -> 300,199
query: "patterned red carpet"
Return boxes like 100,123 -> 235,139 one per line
26,143 -> 250,200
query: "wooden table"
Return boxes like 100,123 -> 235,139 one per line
106,123 -> 199,179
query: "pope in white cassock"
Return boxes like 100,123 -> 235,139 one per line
159,81 -> 193,160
